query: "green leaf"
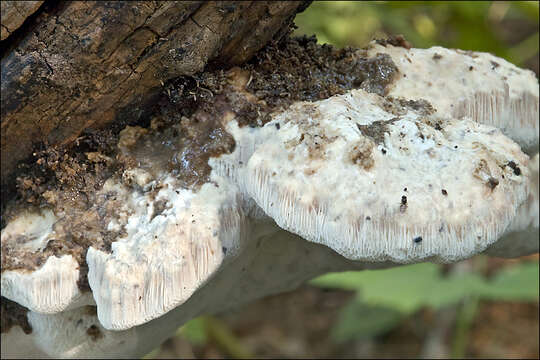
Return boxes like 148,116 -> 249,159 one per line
479,262 -> 539,301
313,263 -> 459,314
312,261 -> 539,314
331,299 -> 403,343
180,317 -> 208,345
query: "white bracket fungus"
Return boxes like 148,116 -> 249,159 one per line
365,43 -> 539,154
1,41 -> 538,358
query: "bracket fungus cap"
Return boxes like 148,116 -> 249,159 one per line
243,89 -> 531,263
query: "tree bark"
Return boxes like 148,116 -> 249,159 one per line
0,0 -> 309,190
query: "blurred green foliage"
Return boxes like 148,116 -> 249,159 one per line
311,260 -> 539,343
180,317 -> 208,346
294,1 -> 539,68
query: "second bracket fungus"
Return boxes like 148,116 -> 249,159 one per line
1,38 -> 539,358
366,42 -> 539,154
242,89 -> 530,262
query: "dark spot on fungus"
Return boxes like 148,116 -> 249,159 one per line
222,246 -> 227,255
490,61 -> 500,69
381,148 -> 387,154
403,188 -> 407,192
454,145 -> 458,149
413,236 -> 423,243
507,161 -> 521,176
432,53 -> 442,60
400,195 -> 408,213
441,189 -> 448,196
469,66 -> 474,71
86,324 -> 103,341
275,123 -> 280,130
365,216 -> 371,221
487,177 -> 499,190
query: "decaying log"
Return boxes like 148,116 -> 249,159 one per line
0,1 -> 44,40
0,0 -> 309,193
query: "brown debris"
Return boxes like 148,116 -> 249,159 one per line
507,160 -> 521,176
487,177 -> 500,190
349,138 -> 375,170
357,118 -> 399,145
375,34 -> 412,50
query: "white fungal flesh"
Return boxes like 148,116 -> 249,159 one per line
2,228 -> 393,359
485,153 -> 540,257
1,44 -> 539,358
366,43 -> 539,153
1,209 -> 56,253
1,255 -> 84,314
87,174 -> 246,330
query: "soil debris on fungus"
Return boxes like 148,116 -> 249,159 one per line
1,34 -> 401,293
375,34 -> 412,49
244,35 -> 399,109
357,118 -> 399,145
349,138 -> 375,170
487,177 -> 500,190
382,97 -> 435,117
507,160 -> 521,176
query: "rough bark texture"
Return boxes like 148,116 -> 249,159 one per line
0,1 -> 44,40
0,0 -> 309,194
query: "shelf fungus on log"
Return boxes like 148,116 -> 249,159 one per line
1,39 -> 539,358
